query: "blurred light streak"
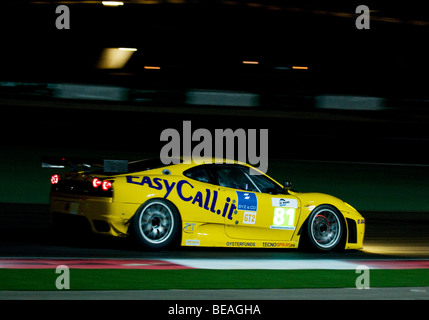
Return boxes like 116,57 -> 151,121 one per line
144,66 -> 161,70
242,61 -> 259,65
292,66 -> 308,70
362,243 -> 429,257
102,1 -> 124,6
97,48 -> 137,69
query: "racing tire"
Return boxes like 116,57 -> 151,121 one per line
305,205 -> 344,252
132,199 -> 181,251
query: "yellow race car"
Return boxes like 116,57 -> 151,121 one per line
49,158 -> 365,252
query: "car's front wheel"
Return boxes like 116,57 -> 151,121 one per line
306,205 -> 344,252
132,199 -> 181,250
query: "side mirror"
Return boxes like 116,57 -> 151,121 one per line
284,180 -> 292,190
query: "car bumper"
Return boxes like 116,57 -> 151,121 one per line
342,210 -> 365,250
50,192 -> 139,237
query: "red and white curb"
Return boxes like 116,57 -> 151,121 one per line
1,258 -> 429,270
355,260 -> 429,270
165,258 -> 429,270
0,258 -> 192,270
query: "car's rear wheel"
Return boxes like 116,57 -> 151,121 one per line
306,205 -> 344,252
132,199 -> 181,250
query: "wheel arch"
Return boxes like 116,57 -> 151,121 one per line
129,197 -> 182,226
130,197 -> 183,250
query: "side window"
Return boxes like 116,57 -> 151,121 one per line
212,166 -> 258,192
248,171 -> 284,194
183,166 -> 213,184
240,166 -> 284,194
184,164 -> 283,194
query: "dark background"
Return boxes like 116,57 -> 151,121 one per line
0,1 -> 429,270
1,1 -> 428,96
0,0 -> 428,203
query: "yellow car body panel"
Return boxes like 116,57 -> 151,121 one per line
49,159 -> 365,250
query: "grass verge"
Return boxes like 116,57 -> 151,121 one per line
1,269 -> 429,291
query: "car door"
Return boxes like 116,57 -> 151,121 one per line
181,165 -> 225,225
211,165 -> 300,241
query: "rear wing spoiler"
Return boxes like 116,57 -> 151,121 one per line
41,156 -> 128,173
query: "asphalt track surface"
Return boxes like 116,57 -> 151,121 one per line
1,207 -> 428,259
2,287 -> 429,300
1,207 -> 429,299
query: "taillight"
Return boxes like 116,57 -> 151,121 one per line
51,174 -> 59,184
92,178 -> 112,191
102,180 -> 112,191
92,178 -> 102,188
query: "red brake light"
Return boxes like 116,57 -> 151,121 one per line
101,180 -> 112,191
92,178 -> 102,188
51,174 -> 59,184
93,178 -> 112,191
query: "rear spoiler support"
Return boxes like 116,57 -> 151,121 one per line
41,157 -> 128,173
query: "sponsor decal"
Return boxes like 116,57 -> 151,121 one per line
126,176 -> 236,220
271,197 -> 298,208
226,241 -> 256,247
185,239 -> 200,246
183,223 -> 196,233
262,242 -> 291,248
236,191 -> 257,211
270,225 -> 295,230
